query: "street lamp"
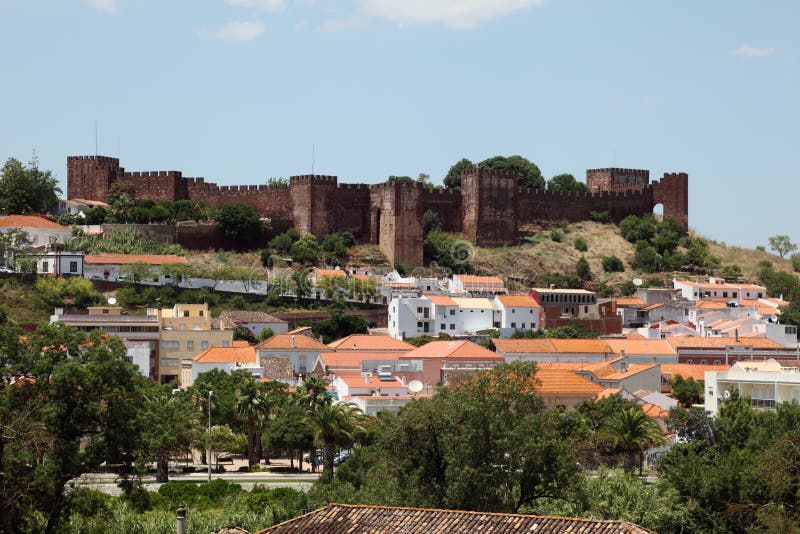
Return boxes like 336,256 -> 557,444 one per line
207,390 -> 213,482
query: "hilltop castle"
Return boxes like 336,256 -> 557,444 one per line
67,156 -> 688,266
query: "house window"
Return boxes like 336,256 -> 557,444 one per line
417,307 -> 423,313
199,310 -> 204,317
417,322 -> 423,328
723,292 -> 728,298
449,309 -> 455,316
178,324 -> 186,331
201,341 -> 209,350
521,323 -> 526,329
69,261 -> 78,273
186,340 -> 194,350
441,324 -> 446,330
193,323 -> 201,330
512,309 -> 516,314
511,322 -> 516,328
758,293 -> 763,298
161,341 -> 179,350
450,324 -> 455,330
42,261 -> 49,272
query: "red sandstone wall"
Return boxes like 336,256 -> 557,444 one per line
422,188 -> 462,233
652,172 -> 689,230
336,184 -> 372,242
517,188 -> 654,225
67,156 -> 122,201
290,175 -> 337,237
186,178 -> 293,220
461,168 -> 518,246
586,168 -> 649,193
370,182 -> 424,266
117,170 -> 185,203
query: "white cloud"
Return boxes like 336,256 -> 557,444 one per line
226,0 -> 285,12
87,0 -> 116,14
294,20 -> 308,31
729,44 -> 776,58
357,0 -> 544,29
213,21 -> 267,41
318,14 -> 371,32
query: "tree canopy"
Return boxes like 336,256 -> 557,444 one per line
443,158 -> 474,190
0,156 -> 60,215
478,155 -> 544,190
547,173 -> 590,192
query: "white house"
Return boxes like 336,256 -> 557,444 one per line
674,278 -> 767,301
449,274 -> 506,295
255,333 -> 328,376
83,253 -> 188,282
188,343 -> 261,387
388,294 -> 539,340
0,214 -> 71,247
705,359 -> 800,416
21,250 -> 85,276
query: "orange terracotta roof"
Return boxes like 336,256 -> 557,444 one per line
84,253 -> 188,265
255,333 -> 328,350
603,363 -> 657,380
287,326 -> 313,335
423,294 -> 458,306
454,274 -> 505,287
642,403 -> 669,418
596,387 -> 623,399
694,301 -> 728,310
314,268 -> 346,278
402,340 -> 504,360
192,345 -> 256,363
531,361 -> 591,370
232,340 -> 251,347
580,358 -> 623,378
496,295 -> 541,307
641,303 -> 664,311
328,334 -> 415,351
256,503 -> 653,534
661,363 -> 730,382
624,333 -> 647,340
605,339 -> 676,356
534,369 -> 604,396
319,351 -> 406,370
337,374 -> 405,389
615,298 -> 644,307
0,214 -> 68,230
667,336 -> 784,350
549,339 -> 612,354
490,338 -> 557,354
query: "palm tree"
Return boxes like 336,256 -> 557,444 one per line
235,381 -> 270,466
304,402 -> 364,476
296,375 -> 331,408
603,407 -> 665,475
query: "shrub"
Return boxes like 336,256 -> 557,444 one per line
574,237 -> 588,252
550,230 -> 563,243
602,256 -> 625,273
558,219 -> 570,230
589,210 -> 610,223
791,253 -> 800,273
576,257 -> 592,282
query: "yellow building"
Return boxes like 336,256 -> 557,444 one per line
157,303 -> 233,385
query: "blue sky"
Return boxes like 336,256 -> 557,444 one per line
1,0 -> 797,248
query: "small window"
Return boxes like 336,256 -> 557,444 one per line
186,340 -> 194,350
42,261 -> 49,272
69,261 -> 78,273
441,324 -> 446,330
511,322 -> 516,328
178,324 -> 186,331
102,309 -> 109,314
417,307 -> 423,313
201,341 -> 209,350
450,324 -> 455,330
449,309 -> 455,316
512,309 -> 516,314
199,310 -> 204,317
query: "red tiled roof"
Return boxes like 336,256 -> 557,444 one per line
255,333 -> 328,350
401,340 -> 504,361
661,363 -> 730,382
615,297 -> 644,307
454,274 -> 505,287
192,345 -> 256,363
605,339 -> 676,356
667,336 -> 784,349
84,253 -> 188,265
642,403 -> 669,418
327,334 -> 414,351
319,351 -> 406,370
257,503 -> 653,533
0,214 -> 68,230
496,295 -> 540,307
423,294 -> 458,306
337,375 -> 405,389
534,369 -> 605,396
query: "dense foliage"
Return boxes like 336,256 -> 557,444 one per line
0,156 -> 60,215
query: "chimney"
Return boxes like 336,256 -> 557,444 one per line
291,335 -> 296,348
365,372 -> 371,383
735,329 -> 739,342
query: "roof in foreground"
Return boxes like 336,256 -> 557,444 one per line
327,334 -> 415,351
256,503 -> 653,533
0,214 -> 68,230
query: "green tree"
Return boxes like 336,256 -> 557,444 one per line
443,158 -> 474,189
602,407 -> 664,474
422,210 -> 442,236
0,327 -> 145,533
0,156 -> 61,214
573,237 -> 588,252
321,233 -> 349,266
790,253 -> 800,273
602,255 -> 625,273
547,173 -> 590,193
670,375 -> 704,408
576,257 -> 592,282
290,234 -> 321,265
769,234 -> 798,258
305,402 -> 364,476
479,155 -> 544,190
235,377 -> 274,466
137,389 -> 201,483
216,204 -> 264,249
120,262 -> 155,285
160,262 -> 193,285
232,325 -> 257,344
110,192 -> 135,223
0,227 -> 31,267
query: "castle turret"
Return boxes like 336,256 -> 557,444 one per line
460,167 -> 518,247
67,155 -> 122,201
289,174 -> 338,238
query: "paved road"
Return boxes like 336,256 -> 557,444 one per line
72,470 -> 320,496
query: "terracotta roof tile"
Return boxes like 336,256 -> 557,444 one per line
255,333 -> 328,350
615,297 -> 645,307
257,503 -> 653,534
0,214 -> 68,230
667,336 -> 783,349
534,369 -> 605,396
549,339 -> 612,354
84,253 -> 188,265
491,338 -> 557,353
337,375 -> 405,388
319,351 -> 407,370
192,345 -> 256,363
642,403 -> 669,418
313,268 -> 346,278
496,295 -> 541,307
605,339 -> 677,356
422,294 -> 458,306
401,340 -> 504,360
454,274 -> 505,287
661,363 -> 730,381
327,334 -> 415,351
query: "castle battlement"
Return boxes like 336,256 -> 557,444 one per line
67,155 -> 688,267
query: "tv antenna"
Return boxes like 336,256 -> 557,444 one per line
95,120 -> 98,155
311,143 -> 315,175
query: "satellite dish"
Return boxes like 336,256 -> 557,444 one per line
723,390 -> 731,399
408,380 -> 423,394
632,278 -> 643,287
108,297 -> 117,305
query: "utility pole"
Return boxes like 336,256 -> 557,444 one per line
207,390 -> 213,482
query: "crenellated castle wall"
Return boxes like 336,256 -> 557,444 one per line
67,156 -> 688,266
